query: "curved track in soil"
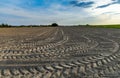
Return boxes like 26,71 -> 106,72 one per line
0,27 -> 120,78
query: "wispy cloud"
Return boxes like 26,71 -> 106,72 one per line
96,3 -> 114,8
70,1 -> 94,8
96,0 -> 120,8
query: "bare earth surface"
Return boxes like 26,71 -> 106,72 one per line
0,27 -> 120,78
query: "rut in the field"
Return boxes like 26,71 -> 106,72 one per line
0,27 -> 120,78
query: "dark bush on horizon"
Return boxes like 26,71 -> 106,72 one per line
86,24 -> 90,26
51,23 -> 58,27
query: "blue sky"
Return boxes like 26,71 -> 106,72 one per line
0,0 -> 120,25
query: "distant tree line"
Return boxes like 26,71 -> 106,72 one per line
0,23 -> 59,27
0,23 -> 91,27
0,23 -> 11,27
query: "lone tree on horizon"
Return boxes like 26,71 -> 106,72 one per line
51,23 -> 58,27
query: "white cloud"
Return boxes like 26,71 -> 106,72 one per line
0,0 -> 120,25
